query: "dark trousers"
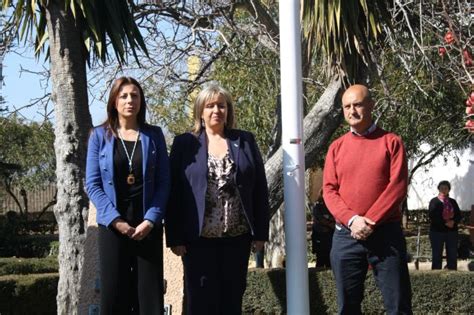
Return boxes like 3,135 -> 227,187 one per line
254,248 -> 264,268
182,234 -> 252,315
430,230 -> 458,270
98,225 -> 164,315
312,231 -> 333,268
330,222 -> 412,315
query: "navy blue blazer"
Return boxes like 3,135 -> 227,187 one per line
165,129 -> 270,247
86,125 -> 170,227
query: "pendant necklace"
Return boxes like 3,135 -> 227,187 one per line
117,129 -> 140,185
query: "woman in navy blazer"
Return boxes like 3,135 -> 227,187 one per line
86,77 -> 170,314
166,84 -> 270,315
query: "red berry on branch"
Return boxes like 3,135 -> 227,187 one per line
466,106 -> 474,116
463,49 -> 473,67
444,31 -> 455,44
438,47 -> 446,56
465,120 -> 474,133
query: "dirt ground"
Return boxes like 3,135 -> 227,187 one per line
407,259 -> 472,271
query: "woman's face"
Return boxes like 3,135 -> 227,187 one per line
438,184 -> 450,196
201,94 -> 227,130
115,84 -> 141,121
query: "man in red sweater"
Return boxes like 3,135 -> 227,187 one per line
323,85 -> 412,315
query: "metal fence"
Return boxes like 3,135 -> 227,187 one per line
0,184 -> 56,214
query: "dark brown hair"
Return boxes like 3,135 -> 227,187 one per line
102,76 -> 147,136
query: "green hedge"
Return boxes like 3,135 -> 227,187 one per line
405,235 -> 432,259
0,234 -> 58,258
243,268 -> 474,314
309,232 -> 470,264
0,212 -> 58,258
0,257 -> 58,276
0,268 -> 472,314
0,273 -> 58,315
405,233 -> 472,261
407,209 -> 471,225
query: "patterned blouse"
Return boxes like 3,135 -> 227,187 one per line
201,152 -> 250,238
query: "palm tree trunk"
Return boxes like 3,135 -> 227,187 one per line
46,2 -> 92,314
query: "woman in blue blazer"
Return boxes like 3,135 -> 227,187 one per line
86,77 -> 170,314
165,84 -> 270,315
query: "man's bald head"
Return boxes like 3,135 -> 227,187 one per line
342,85 -> 372,104
341,85 -> 375,134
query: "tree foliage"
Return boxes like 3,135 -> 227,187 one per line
0,116 -> 55,215
207,37 -> 280,156
372,50 -> 470,178
0,116 -> 55,187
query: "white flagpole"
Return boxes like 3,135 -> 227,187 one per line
279,1 -> 310,314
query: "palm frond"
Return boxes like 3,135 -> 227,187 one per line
1,0 -> 148,66
302,0 -> 392,80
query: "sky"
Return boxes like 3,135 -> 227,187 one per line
2,47 -> 106,125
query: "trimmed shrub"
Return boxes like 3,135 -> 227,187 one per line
0,268 -> 472,314
0,212 -> 58,258
0,273 -> 58,315
0,212 -> 21,257
407,209 -> 471,225
243,268 -> 474,314
0,257 -> 58,276
0,234 -> 58,258
405,233 -> 472,261
406,235 -> 432,260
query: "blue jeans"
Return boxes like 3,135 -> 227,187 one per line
429,230 -> 458,270
330,222 -> 412,315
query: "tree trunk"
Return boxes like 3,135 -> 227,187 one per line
4,179 -> 23,215
265,204 -> 286,267
20,188 -> 28,221
46,2 -> 92,314
265,78 -> 343,217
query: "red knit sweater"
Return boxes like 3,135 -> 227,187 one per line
322,127 -> 408,227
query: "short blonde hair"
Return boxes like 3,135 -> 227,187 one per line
192,84 -> 235,134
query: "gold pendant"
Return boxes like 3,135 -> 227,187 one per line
127,173 -> 135,185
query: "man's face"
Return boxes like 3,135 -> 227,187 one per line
341,89 -> 374,132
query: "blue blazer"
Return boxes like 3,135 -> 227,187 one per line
86,125 -> 170,227
165,129 -> 270,247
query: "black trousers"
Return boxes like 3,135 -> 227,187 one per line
312,230 -> 333,268
182,234 -> 252,315
330,222 -> 412,315
98,224 -> 164,315
430,230 -> 458,270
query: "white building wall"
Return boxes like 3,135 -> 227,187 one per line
408,142 -> 474,211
